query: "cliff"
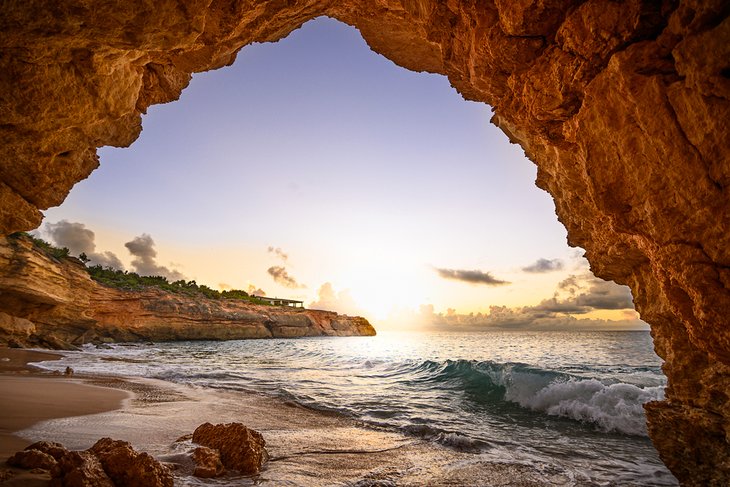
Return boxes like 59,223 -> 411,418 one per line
0,236 -> 375,349
0,1 -> 728,484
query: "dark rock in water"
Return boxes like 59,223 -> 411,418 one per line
51,450 -> 114,487
7,449 -> 57,470
192,422 -> 268,475
192,446 -> 224,478
89,438 -> 173,487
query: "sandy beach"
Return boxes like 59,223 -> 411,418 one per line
0,349 -> 130,457
0,349 -> 131,485
0,347 -> 565,486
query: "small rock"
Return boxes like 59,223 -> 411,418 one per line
192,422 -> 268,475
192,446 -> 224,478
7,449 -> 56,470
89,438 -> 173,487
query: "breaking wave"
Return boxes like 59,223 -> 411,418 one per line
394,359 -> 664,436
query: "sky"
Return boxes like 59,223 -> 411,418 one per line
40,17 -> 646,331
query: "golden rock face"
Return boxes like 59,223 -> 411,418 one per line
1,1 -> 728,483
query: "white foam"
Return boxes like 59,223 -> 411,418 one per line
435,432 -> 484,451
507,377 -> 664,436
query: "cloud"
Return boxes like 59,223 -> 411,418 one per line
267,265 -> 305,289
267,246 -> 288,262
309,282 -> 362,316
247,284 -> 266,296
522,258 -> 564,273
45,220 -> 124,270
124,234 -> 184,281
381,272 -> 642,331
553,274 -> 635,311
435,268 -> 510,286
390,303 -> 646,332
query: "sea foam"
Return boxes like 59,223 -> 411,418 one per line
492,365 -> 665,436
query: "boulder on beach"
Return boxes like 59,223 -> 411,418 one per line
51,450 -> 114,487
89,438 -> 173,487
192,422 -> 268,475
6,441 -> 69,471
9,438 -> 173,487
7,449 -> 57,470
25,441 -> 69,461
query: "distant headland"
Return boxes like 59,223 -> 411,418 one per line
0,234 -> 375,350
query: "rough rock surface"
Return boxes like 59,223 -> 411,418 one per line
191,446 -> 224,479
88,438 -> 173,487
0,235 -> 376,348
45,439 -> 173,487
50,451 -> 114,487
0,0 -> 728,483
24,442 -> 69,462
6,449 -> 57,471
192,422 -> 268,475
11,439 -> 173,487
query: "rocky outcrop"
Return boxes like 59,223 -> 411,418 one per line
0,0 -> 728,483
0,235 -> 376,348
7,439 -> 173,487
7,449 -> 57,471
8,425 -> 265,483
52,451 -> 114,487
191,422 -> 268,475
88,438 -> 173,487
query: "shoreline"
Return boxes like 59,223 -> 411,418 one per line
0,347 -> 567,486
0,349 -> 131,459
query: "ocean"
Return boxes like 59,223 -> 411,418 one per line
34,330 -> 676,485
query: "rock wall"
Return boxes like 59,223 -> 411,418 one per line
0,236 -> 375,348
0,1 -> 728,483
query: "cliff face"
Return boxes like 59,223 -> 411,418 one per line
1,1 -> 728,484
0,236 -> 375,348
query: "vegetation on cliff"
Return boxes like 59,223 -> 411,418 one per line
8,233 -> 273,306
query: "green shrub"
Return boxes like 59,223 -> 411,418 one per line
13,232 -> 271,305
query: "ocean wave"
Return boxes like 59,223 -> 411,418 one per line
398,359 -> 664,436
35,344 -> 665,437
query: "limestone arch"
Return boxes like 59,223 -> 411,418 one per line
1,1 -> 728,484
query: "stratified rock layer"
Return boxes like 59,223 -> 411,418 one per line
0,235 -> 376,347
0,1 -> 728,484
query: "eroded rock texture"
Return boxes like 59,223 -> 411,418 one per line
0,235 -> 376,347
7,439 -> 174,487
1,0 -> 728,483
192,422 -> 268,475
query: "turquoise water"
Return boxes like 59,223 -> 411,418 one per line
38,330 -> 676,485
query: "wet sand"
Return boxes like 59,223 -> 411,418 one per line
0,349 -> 131,486
0,349 -> 130,458
0,349 -> 560,486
